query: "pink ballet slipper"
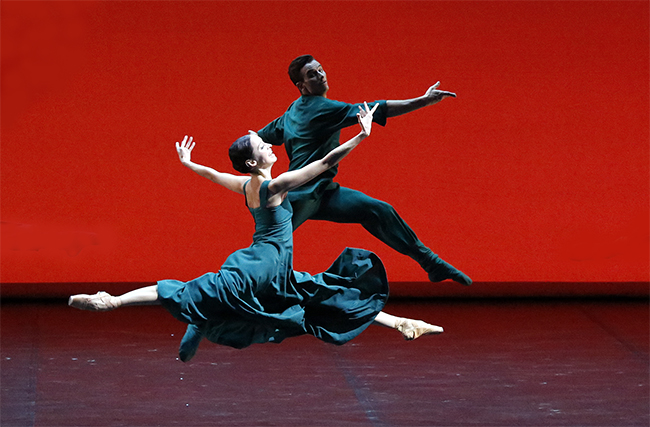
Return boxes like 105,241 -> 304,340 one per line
396,318 -> 443,340
68,292 -> 120,311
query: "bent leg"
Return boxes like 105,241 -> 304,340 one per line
289,194 -> 323,231
313,187 -> 426,258
313,187 -> 471,285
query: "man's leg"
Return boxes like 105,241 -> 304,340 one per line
313,186 -> 471,285
289,193 -> 324,231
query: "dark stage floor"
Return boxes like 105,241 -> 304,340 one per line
2,298 -> 648,426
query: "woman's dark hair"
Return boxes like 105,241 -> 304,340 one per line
288,54 -> 314,85
229,134 -> 254,174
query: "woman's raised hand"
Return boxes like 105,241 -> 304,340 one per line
357,102 -> 379,137
176,135 -> 196,164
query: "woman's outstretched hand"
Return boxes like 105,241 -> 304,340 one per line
176,135 -> 196,165
357,102 -> 379,137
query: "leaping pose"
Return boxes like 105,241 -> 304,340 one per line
257,55 -> 471,285
69,103 -> 443,362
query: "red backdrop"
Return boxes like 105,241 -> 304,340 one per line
2,1 -> 648,290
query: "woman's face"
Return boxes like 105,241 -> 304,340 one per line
248,131 -> 277,167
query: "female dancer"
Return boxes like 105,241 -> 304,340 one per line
69,103 -> 443,362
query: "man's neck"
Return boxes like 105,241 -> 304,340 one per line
300,89 -> 327,99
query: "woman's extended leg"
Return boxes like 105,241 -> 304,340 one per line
373,311 -> 444,340
68,285 -> 159,311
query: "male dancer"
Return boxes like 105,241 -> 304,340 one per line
257,55 -> 471,285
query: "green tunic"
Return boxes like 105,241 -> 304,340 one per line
258,96 -> 388,199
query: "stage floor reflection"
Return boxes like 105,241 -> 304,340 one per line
2,297 -> 648,426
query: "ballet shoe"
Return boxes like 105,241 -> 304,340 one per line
179,324 -> 203,363
396,318 -> 443,341
68,292 -> 120,311
426,255 -> 472,286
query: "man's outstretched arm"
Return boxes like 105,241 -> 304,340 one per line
385,82 -> 456,117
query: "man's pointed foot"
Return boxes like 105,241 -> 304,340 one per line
426,257 -> 472,286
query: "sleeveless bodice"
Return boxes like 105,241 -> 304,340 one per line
247,180 -> 293,247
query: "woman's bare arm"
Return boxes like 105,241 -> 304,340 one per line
176,135 -> 248,194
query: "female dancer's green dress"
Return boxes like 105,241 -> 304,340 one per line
157,180 -> 389,359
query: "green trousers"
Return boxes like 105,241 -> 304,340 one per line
289,184 -> 437,268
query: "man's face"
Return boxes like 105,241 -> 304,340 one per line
297,60 -> 329,96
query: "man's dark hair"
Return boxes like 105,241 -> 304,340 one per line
288,54 -> 314,85
229,134 -> 254,174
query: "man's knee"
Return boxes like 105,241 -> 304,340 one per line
363,199 -> 399,223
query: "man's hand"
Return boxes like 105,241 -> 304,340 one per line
176,135 -> 196,165
423,82 -> 456,106
386,82 -> 457,117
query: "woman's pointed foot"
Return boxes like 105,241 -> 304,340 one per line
396,318 -> 443,340
68,292 -> 121,311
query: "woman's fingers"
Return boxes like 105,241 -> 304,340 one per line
176,136 -> 196,158
358,102 -> 377,116
177,135 -> 196,150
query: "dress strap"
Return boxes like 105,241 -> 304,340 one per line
243,179 -> 251,208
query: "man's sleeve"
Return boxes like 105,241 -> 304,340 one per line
368,100 -> 388,127
257,115 -> 285,146
323,99 -> 388,131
